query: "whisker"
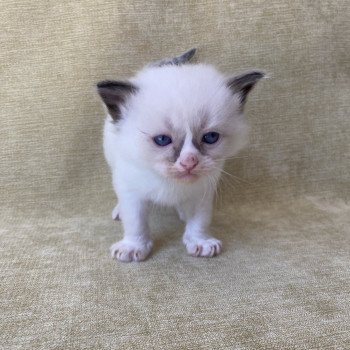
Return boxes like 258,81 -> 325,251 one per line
215,155 -> 249,161
212,175 -> 222,209
219,173 -> 240,192
206,174 -> 218,209
200,179 -> 209,207
222,169 -> 251,185
211,165 -> 251,185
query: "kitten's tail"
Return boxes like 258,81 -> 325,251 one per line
149,48 -> 196,67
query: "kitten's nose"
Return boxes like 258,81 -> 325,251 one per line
180,154 -> 198,171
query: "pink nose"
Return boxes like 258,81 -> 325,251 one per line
180,154 -> 198,171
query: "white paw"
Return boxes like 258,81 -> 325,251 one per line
110,239 -> 153,262
183,236 -> 222,257
111,204 -> 120,220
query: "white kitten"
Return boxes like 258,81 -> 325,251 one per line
97,49 -> 264,262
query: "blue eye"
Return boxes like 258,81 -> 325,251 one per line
202,132 -> 220,144
153,135 -> 172,146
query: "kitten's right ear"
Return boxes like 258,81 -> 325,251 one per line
97,80 -> 138,121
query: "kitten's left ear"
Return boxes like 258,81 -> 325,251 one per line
227,71 -> 265,108
97,80 -> 138,121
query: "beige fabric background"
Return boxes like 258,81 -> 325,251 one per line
1,1 -> 349,349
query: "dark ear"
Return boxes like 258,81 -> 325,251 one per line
227,71 -> 265,108
97,80 -> 138,121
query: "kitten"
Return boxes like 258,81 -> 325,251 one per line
97,49 -> 264,262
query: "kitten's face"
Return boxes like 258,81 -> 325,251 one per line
138,123 -> 228,183
119,65 -> 249,182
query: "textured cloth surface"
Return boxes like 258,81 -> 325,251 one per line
1,199 -> 350,349
1,1 -> 349,349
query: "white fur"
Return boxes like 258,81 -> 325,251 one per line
103,64 -> 248,262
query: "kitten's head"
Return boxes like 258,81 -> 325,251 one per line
97,51 -> 264,183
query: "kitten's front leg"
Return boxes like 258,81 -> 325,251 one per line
181,192 -> 222,258
110,193 -> 152,262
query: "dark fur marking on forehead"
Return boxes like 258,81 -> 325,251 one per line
190,115 -> 209,155
192,137 -> 207,155
173,137 -> 185,162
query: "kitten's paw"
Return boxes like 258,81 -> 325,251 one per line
183,237 -> 222,258
110,239 -> 153,262
111,204 -> 120,220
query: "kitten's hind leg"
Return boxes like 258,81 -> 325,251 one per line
111,203 -> 120,220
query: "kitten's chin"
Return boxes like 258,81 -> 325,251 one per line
175,173 -> 199,182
